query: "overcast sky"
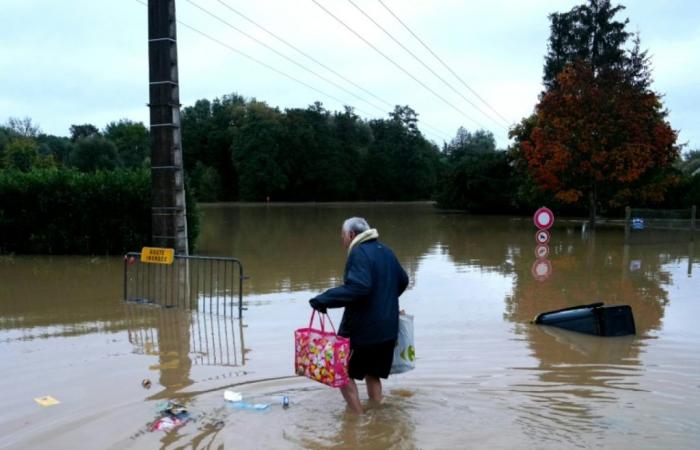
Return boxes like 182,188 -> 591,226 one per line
1,0 -> 698,149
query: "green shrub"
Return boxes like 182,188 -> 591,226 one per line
0,168 -> 199,254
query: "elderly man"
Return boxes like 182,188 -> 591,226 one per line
310,217 -> 409,414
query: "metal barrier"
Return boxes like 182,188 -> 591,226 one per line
625,206 -> 696,244
124,252 -> 245,319
125,304 -> 246,367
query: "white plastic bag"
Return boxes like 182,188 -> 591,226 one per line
390,314 -> 415,374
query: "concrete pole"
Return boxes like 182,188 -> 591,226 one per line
148,0 -> 188,255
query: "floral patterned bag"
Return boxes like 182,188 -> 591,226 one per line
294,311 -> 350,388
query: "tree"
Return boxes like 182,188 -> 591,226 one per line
436,129 -> 514,212
190,161 -> 222,202
0,126 -> 13,162
446,128 -> 496,160
5,117 -> 40,138
181,94 -> 245,200
678,150 -> 700,177
519,62 -> 678,221
69,124 -> 100,142
362,106 -> 440,200
37,134 -> 75,165
69,136 -> 120,171
543,0 -> 630,91
2,138 -> 40,172
232,101 -> 287,201
104,119 -> 150,168
511,0 -> 679,224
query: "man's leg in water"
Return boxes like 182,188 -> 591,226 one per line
340,379 -> 363,414
365,375 -> 382,403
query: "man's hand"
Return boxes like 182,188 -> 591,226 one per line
309,298 -> 327,313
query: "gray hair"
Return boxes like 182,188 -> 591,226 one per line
342,217 -> 370,235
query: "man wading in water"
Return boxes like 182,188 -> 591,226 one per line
310,217 -> 409,414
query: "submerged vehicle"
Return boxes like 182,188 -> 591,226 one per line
532,302 -> 636,336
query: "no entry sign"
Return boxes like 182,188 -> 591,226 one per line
534,207 -> 554,230
535,229 -> 551,245
531,259 -> 552,281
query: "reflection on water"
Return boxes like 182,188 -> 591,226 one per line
1,203 -> 699,449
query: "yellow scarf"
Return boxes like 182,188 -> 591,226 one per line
348,228 -> 379,254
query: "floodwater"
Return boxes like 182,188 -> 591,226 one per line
1,203 -> 699,449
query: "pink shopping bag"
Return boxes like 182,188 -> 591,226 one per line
294,311 -> 350,388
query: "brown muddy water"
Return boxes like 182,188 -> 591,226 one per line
1,203 -> 699,449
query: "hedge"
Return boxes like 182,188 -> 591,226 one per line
0,168 -> 199,254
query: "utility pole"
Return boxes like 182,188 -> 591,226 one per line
148,0 -> 188,255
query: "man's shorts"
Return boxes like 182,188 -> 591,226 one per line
348,339 -> 396,380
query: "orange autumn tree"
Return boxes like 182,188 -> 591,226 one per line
523,61 -> 678,222
512,1 -> 679,223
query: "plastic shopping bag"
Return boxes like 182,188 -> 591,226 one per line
390,313 -> 415,374
294,311 -> 350,388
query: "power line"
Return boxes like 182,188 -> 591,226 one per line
216,0 -> 392,111
132,0 -> 450,142
312,0 -> 486,130
185,0 -> 388,114
213,0 -> 452,141
347,0 -> 506,130
134,0 -> 367,116
378,0 -> 513,127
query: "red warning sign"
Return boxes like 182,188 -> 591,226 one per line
534,207 -> 554,230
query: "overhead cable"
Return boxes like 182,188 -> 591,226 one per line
213,0 -> 451,140
133,0 -> 449,142
378,0 -> 513,126
185,0 -> 386,113
348,0 -> 506,130
312,0 -> 486,130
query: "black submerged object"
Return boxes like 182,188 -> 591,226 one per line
532,302 -> 636,336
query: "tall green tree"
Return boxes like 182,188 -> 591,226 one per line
232,101 -> 287,201
436,128 -> 513,212
69,124 -> 100,142
2,138 -> 41,172
104,119 -> 150,168
543,0 -> 630,90
181,94 -> 245,200
37,135 -> 74,165
69,136 -> 120,172
362,106 -> 440,200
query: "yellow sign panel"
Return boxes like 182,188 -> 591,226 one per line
141,247 -> 175,264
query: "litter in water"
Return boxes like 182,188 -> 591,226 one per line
150,412 -> 190,432
150,400 -> 190,432
223,390 -> 243,402
34,395 -> 60,407
227,401 -> 270,411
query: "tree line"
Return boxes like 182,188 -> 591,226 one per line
180,98 -> 442,202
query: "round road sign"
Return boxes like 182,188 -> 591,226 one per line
535,229 -> 551,245
531,259 -> 552,281
534,207 -> 554,230
535,244 -> 549,259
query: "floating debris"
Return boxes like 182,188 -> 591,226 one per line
34,395 -> 60,407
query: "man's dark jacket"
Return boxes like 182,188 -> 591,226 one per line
311,239 -> 408,346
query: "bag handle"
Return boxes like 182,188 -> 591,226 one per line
308,310 -> 338,334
